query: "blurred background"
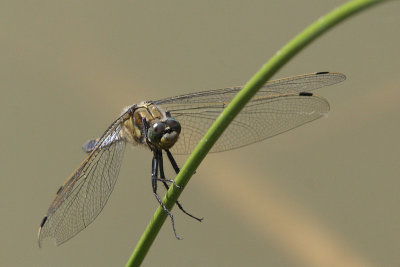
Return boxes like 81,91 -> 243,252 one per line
1,1 -> 399,266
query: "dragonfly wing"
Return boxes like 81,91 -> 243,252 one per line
38,121 -> 126,246
259,71 -> 345,94
155,72 -> 345,154
161,93 -> 329,154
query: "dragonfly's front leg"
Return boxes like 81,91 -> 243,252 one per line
151,150 -> 181,240
161,150 -> 203,222
166,150 -> 180,174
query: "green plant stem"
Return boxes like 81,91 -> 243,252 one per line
126,0 -> 386,266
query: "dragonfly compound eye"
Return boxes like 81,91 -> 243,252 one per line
158,118 -> 181,150
148,121 -> 166,143
165,118 -> 181,134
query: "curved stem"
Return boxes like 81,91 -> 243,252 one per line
126,0 -> 386,266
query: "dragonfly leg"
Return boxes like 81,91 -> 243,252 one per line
153,177 -> 180,187
163,150 -> 203,222
156,152 -> 180,188
152,151 -> 182,240
158,151 -> 174,186
166,150 -> 196,175
165,150 -> 180,174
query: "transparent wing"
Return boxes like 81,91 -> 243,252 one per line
155,72 -> 345,154
38,117 -> 127,246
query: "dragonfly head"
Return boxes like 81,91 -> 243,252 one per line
147,118 -> 181,150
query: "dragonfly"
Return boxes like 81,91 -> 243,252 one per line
38,71 -> 346,246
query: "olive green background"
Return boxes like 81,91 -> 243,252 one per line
1,1 -> 399,266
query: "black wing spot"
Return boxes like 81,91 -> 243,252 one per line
316,71 -> 329,75
56,185 -> 63,195
40,216 -> 48,227
299,92 -> 313,96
